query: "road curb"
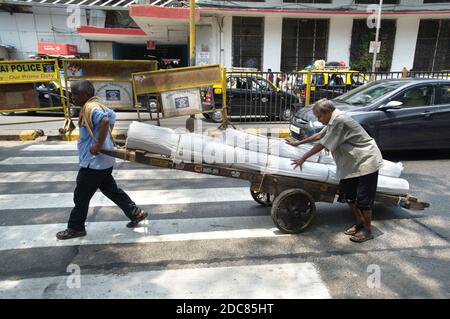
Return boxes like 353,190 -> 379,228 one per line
0,128 -> 291,142
19,130 -> 45,141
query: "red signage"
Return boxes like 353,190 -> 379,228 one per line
37,42 -> 78,55
146,40 -> 155,50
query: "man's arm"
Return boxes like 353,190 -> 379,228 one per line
291,143 -> 324,170
286,131 -> 323,147
90,116 -> 109,155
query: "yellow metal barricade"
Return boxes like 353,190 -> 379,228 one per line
62,59 -> 158,115
0,59 -> 66,116
132,64 -> 231,128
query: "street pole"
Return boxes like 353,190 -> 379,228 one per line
186,0 -> 196,132
371,0 -> 383,73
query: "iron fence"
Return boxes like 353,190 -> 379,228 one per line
204,69 -> 450,124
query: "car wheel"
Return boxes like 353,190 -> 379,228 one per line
0,112 -> 14,116
209,110 -> 223,123
70,107 -> 79,118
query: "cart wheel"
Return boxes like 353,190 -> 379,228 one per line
271,188 -> 316,234
250,190 -> 274,207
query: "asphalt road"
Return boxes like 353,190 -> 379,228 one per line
0,140 -> 448,299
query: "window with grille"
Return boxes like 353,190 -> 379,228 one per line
280,18 -> 329,72
349,19 -> 397,71
413,20 -> 450,71
232,17 -> 264,70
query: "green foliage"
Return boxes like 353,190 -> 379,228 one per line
350,21 -> 396,72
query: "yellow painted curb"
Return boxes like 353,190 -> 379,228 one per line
61,130 -> 121,141
19,130 -> 44,141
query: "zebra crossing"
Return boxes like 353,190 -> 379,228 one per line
0,141 -> 332,299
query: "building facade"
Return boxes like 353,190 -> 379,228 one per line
0,0 -> 449,71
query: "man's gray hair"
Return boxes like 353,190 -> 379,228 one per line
71,80 -> 95,96
313,98 -> 335,113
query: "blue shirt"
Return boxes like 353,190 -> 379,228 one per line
78,106 -> 116,170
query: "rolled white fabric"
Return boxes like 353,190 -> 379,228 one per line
126,121 -> 178,156
326,165 -> 409,195
174,133 -> 235,166
219,128 -> 334,164
219,128 -> 403,177
126,123 -> 408,195
379,160 -> 404,178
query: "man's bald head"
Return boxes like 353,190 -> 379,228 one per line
71,80 -> 95,106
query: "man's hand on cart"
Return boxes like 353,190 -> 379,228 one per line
291,157 -> 306,170
90,143 -> 101,155
285,138 -> 301,147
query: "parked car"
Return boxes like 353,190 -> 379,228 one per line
293,68 -> 369,105
202,74 -> 302,123
290,79 -> 450,151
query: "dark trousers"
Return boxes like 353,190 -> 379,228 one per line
337,170 -> 379,211
68,167 -> 140,231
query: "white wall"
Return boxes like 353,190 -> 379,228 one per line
0,7 -> 89,60
196,22 -> 218,66
263,16 -> 282,72
223,16 -> 233,70
390,16 -> 421,71
327,16 -> 353,66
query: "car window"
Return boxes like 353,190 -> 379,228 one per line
253,78 -> 272,91
335,81 -> 405,106
351,74 -> 367,86
328,74 -> 346,87
437,85 -> 450,105
227,77 -> 238,89
392,85 -> 435,108
312,74 -> 325,86
296,73 -> 305,86
228,76 -> 251,90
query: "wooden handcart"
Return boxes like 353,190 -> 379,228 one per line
101,148 -> 430,234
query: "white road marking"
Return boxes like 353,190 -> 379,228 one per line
0,262 -> 331,298
0,216 -> 287,251
0,187 -> 252,210
0,156 -> 124,165
22,144 -> 78,152
0,169 -> 220,183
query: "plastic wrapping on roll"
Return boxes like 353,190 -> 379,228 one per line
126,122 -> 409,195
219,128 -> 403,178
326,165 -> 409,195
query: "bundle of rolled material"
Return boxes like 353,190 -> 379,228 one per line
125,122 -> 409,195
219,128 -> 404,178
126,121 -> 178,156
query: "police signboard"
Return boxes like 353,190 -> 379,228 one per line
160,88 -> 202,117
93,82 -> 134,109
0,60 -> 59,84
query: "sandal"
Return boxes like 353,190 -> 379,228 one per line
56,228 -> 86,240
344,224 -> 363,236
127,210 -> 148,228
350,229 -> 374,243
